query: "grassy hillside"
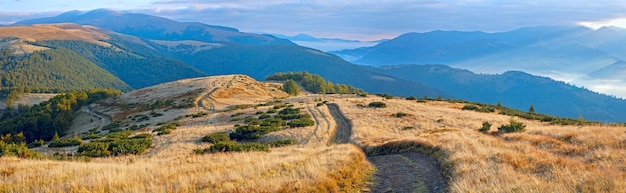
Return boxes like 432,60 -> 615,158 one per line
0,48 -> 131,92
1,75 -> 624,192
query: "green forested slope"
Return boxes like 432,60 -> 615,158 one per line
174,44 -> 446,98
39,40 -> 206,88
0,48 -> 131,92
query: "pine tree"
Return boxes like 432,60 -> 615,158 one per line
529,104 -> 535,113
52,132 -> 60,142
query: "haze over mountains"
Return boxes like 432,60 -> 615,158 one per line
2,9 -> 626,122
332,26 -> 626,97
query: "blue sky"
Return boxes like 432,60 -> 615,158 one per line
1,0 -> 626,40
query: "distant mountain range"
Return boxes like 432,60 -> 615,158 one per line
16,8 -> 294,46
2,9 -> 626,122
2,9 -> 443,98
332,26 -> 626,97
270,33 -> 385,52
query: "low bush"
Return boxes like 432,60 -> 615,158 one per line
201,132 -> 231,143
48,136 -> 83,147
229,125 -> 281,140
108,137 -> 153,155
376,93 -> 395,99
498,119 -> 526,133
267,139 -> 297,147
479,121 -> 492,133
288,117 -> 315,128
393,112 -> 408,118
77,141 -> 110,157
231,112 -> 246,117
81,133 -> 101,140
194,141 -> 269,154
0,141 -> 41,158
368,102 -> 387,108
258,114 -> 271,119
153,122 -> 179,135
461,104 -> 479,111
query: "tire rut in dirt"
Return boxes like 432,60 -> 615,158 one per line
326,103 -> 447,192
368,152 -> 447,193
326,103 -> 352,144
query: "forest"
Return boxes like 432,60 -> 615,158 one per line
0,88 -> 121,143
265,72 -> 365,94
0,48 -> 131,93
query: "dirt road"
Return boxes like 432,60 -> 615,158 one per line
326,103 -> 447,193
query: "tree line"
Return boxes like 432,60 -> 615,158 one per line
265,72 -> 365,94
0,88 -> 121,142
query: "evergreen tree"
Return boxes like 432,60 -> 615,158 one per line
529,104 -> 535,113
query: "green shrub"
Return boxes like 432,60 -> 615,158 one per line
102,123 -> 121,131
260,117 -> 285,127
406,96 -> 417,100
258,114 -> 271,119
77,141 -> 111,157
287,117 -> 315,128
498,119 -> 526,133
461,104 -> 479,111
368,102 -> 387,108
150,112 -> 164,117
27,139 -> 45,148
231,112 -> 246,117
376,93 -> 395,99
267,139 -> 297,147
393,112 -> 408,118
479,121 -> 492,133
0,141 -> 41,158
194,141 -> 269,154
229,125 -> 281,140
153,122 -> 178,135
81,133 -> 101,140
108,136 -> 153,155
201,132 -> 231,143
107,130 -> 133,139
402,126 -> 415,130
157,129 -> 172,135
48,136 -> 83,147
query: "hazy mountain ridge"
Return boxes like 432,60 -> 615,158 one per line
3,10 -> 626,122
4,11 -> 446,98
16,9 -> 294,46
370,64 -> 626,122
336,26 -> 626,67
334,25 -> 626,97
271,33 -> 385,52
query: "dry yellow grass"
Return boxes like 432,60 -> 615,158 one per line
2,76 -> 625,192
1,75 -> 374,192
0,24 -> 112,49
331,97 -> 626,192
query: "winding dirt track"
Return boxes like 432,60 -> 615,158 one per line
326,103 -> 447,193
84,106 -> 111,128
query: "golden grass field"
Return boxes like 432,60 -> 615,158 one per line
1,75 -> 625,192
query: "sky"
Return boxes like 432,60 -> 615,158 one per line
1,0 -> 626,41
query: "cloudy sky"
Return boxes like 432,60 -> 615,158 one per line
1,0 -> 626,40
